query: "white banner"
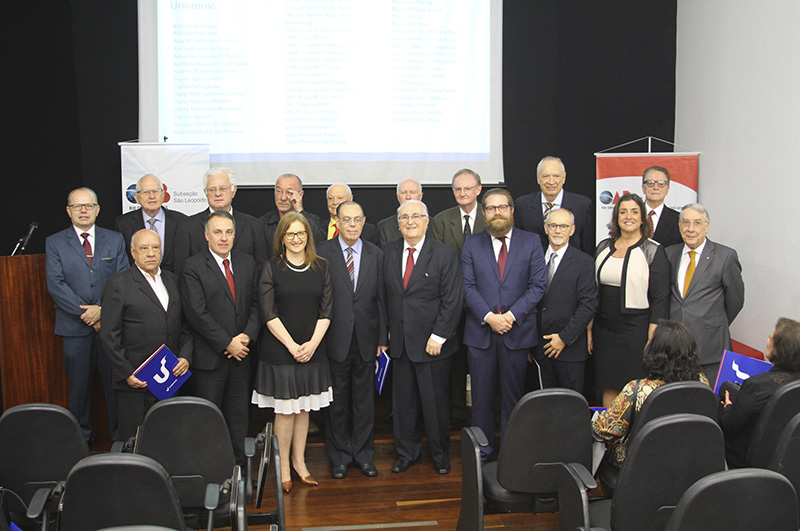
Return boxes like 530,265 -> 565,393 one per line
119,142 -> 210,216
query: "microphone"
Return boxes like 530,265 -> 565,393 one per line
11,221 -> 38,256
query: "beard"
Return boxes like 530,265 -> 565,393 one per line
486,216 -> 513,237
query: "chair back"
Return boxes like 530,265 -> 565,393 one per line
60,453 -> 185,531
627,380 -> 717,442
749,380 -> 800,468
770,412 -> 800,508
665,468 -> 799,531
457,427 -> 488,531
610,414 -> 726,531
496,389 -> 592,493
0,403 -> 89,512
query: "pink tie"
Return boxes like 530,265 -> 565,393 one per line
403,248 -> 415,289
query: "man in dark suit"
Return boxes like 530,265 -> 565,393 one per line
46,187 -> 129,442
376,178 -> 424,246
431,168 -> 485,430
114,174 -> 187,272
324,183 -> 378,245
533,208 -> 597,394
181,211 -> 261,465
666,203 -> 745,382
100,229 -> 192,441
642,166 -> 682,247
260,173 -> 325,255
515,156 -> 594,255
318,201 -> 387,479
384,200 -> 463,474
462,188 -> 546,460
173,167 -> 265,270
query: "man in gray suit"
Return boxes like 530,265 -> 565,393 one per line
431,168 -> 484,429
666,203 -> 745,382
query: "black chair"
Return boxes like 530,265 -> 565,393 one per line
556,414 -> 726,531
664,469 -> 799,531
0,403 -> 89,527
599,381 -> 718,491
58,453 -> 187,531
475,389 -> 593,514
457,427 -> 489,531
748,380 -> 800,468
769,412 -> 800,509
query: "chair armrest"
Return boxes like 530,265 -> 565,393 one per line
110,440 -> 126,453
470,426 -> 489,447
555,463 -> 592,531
27,486 -> 52,520
205,482 -> 220,531
245,436 -> 256,504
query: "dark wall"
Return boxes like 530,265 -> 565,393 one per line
4,0 -> 676,254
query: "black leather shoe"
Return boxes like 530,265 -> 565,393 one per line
435,462 -> 451,475
332,464 -> 348,479
391,456 -> 419,473
359,462 -> 378,477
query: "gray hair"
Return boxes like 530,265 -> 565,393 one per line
395,179 -> 422,195
326,183 -> 352,197
545,207 -> 575,225
67,187 -> 98,205
680,203 -> 710,223
396,199 -> 429,219
136,174 -> 162,191
451,169 -> 481,186
536,156 -> 566,176
203,167 -> 235,188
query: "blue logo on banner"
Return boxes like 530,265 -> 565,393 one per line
599,190 -> 613,205
125,184 -> 137,203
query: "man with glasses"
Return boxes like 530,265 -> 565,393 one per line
431,168 -> 484,431
641,166 -> 682,247
384,200 -> 462,474
515,156 -> 594,255
376,178 -> 428,246
324,183 -> 378,244
173,167 -> 265,271
461,188 -> 546,461
666,203 -> 744,382
533,208 -> 597,394
114,174 -> 187,272
260,173 -> 324,256
46,187 -> 129,443
317,201 -> 387,479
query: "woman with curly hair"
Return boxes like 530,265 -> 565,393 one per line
593,320 -> 709,468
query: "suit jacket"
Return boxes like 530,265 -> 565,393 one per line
535,245 -> 597,362
462,229 -> 546,350
651,205 -> 682,248
180,249 -> 261,371
514,190 -> 594,255
45,226 -> 130,337
259,209 -> 325,258
100,267 -> 192,388
383,237 -> 463,362
666,239 -> 745,365
173,208 -> 266,271
431,205 -> 485,258
114,207 -> 187,272
318,238 -> 387,362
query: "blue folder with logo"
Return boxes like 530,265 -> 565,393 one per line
713,349 -> 771,395
133,344 -> 191,400
375,349 -> 391,395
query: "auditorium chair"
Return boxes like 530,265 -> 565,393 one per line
555,414 -> 726,531
472,389 -> 594,514
664,469 -> 799,531
457,427 -> 489,531
0,403 -> 89,528
747,380 -> 800,468
598,380 -> 718,491
769,412 -> 800,509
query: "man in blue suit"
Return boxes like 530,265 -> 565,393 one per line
462,188 -> 547,460
46,187 -> 129,442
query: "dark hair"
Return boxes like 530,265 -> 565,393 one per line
204,209 -> 236,231
769,318 -> 800,372
643,320 -> 703,383
607,193 -> 651,240
273,212 -> 323,269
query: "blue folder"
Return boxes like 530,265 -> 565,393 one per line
133,344 -> 192,400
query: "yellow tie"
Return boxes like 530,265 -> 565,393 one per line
683,250 -> 696,298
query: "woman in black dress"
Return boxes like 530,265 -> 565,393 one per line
252,212 -> 332,493
591,193 -> 670,407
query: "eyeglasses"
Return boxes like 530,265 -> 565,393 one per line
545,223 -> 571,232
453,185 -> 478,194
338,216 -> 364,226
644,180 -> 669,188
205,186 -> 232,194
284,230 -> 308,240
679,219 -> 706,229
136,188 -> 163,196
483,204 -> 510,214
68,203 -> 98,211
398,213 -> 427,223
539,174 -> 563,181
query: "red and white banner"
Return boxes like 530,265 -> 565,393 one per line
595,153 -> 699,244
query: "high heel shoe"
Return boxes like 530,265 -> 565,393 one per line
298,474 -> 318,487
282,480 -> 293,493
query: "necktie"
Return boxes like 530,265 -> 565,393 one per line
403,248 -> 415,289
147,217 -> 158,231
223,258 -> 236,303
463,214 -> 471,236
544,202 -> 554,219
648,210 -> 656,235
81,232 -> 93,264
497,236 -> 507,280
546,252 -> 558,288
346,247 -> 355,290
332,225 -> 339,239
683,250 -> 696,298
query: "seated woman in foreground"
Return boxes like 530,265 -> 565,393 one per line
720,317 -> 800,468
593,320 -> 709,468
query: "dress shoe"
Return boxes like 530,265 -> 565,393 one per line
391,456 -> 419,473
434,462 -> 451,475
358,462 -> 378,477
282,480 -> 293,493
298,474 -> 319,486
332,464 -> 348,479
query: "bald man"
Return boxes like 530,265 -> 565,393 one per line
260,173 -> 325,256
325,183 -> 378,245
